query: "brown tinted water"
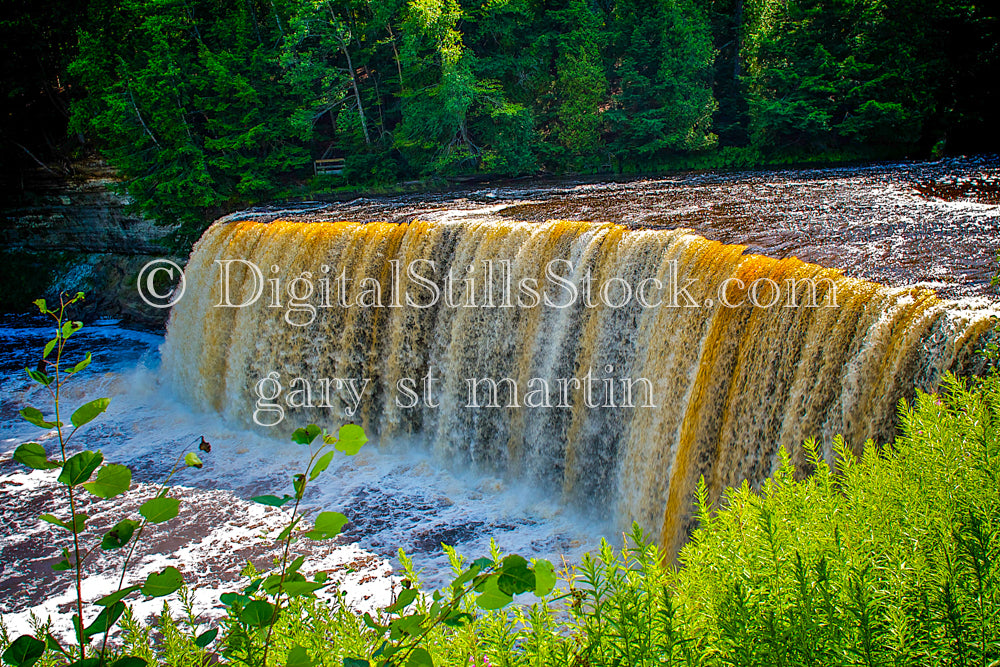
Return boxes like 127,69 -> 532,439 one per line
248,155 -> 999,299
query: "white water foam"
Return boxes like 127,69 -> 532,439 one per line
0,319 -> 608,638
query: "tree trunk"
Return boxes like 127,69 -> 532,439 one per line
341,41 -> 371,145
734,0 -> 743,81
327,4 -> 370,145
387,24 -> 405,93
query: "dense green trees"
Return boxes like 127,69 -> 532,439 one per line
742,0 -> 998,154
606,0 -> 716,160
2,0 -> 996,228
67,0 -> 315,234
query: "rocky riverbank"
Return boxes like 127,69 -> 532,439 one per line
0,160 -> 181,329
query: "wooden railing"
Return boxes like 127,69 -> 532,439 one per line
314,158 -> 346,175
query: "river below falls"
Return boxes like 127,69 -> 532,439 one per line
1,155 -> 999,636
0,317 -> 603,637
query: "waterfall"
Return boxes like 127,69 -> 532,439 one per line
162,218 -> 996,555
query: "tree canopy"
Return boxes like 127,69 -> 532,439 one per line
2,0 -> 996,232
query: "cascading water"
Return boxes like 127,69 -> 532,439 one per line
162,218 -> 996,556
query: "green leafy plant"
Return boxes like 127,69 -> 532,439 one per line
3,293 -> 204,667
218,420 -> 559,667
350,544 -> 557,667
220,422 -> 369,667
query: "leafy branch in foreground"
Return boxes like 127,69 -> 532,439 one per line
352,546 -> 557,667
221,421 -> 558,667
222,422 -> 368,667
3,293 -> 206,667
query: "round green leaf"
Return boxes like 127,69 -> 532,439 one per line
142,566 -> 183,597
471,557 -> 494,572
2,635 -> 45,667
70,352 -> 92,374
239,600 -> 277,627
71,398 -> 110,428
82,464 -> 132,498
40,513 -> 87,533
25,368 -> 52,386
391,613 -> 425,637
110,658 -> 147,667
406,647 -> 434,667
441,610 -> 473,628
497,554 -> 535,596
102,519 -> 140,550
61,320 -> 83,340
95,584 -> 142,607
384,588 -> 418,613
291,425 -> 322,445
251,494 -> 293,507
451,562 -> 484,591
13,443 -> 60,470
309,451 -> 335,481
19,406 -> 58,429
140,496 -> 179,524
303,511 -> 348,541
84,601 -> 125,637
476,575 -> 514,610
194,629 -> 218,648
285,644 -> 313,667
57,450 -> 104,487
533,559 -> 557,597
335,424 -> 367,455
282,581 -> 325,598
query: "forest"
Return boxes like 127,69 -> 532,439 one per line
2,0 -> 998,233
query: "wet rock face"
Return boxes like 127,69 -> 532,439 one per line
0,159 -> 173,255
0,160 -> 180,329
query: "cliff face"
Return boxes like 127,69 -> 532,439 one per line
0,160 -> 181,329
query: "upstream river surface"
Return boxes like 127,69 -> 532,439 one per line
234,154 -> 1000,299
1,156 -> 998,633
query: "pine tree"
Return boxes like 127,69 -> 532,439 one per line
606,0 -> 718,163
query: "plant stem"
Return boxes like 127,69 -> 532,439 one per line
51,297 -> 88,659
98,440 -> 198,663
395,575 -> 486,666
261,447 -> 319,667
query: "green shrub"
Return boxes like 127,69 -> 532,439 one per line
675,370 -> 1000,666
